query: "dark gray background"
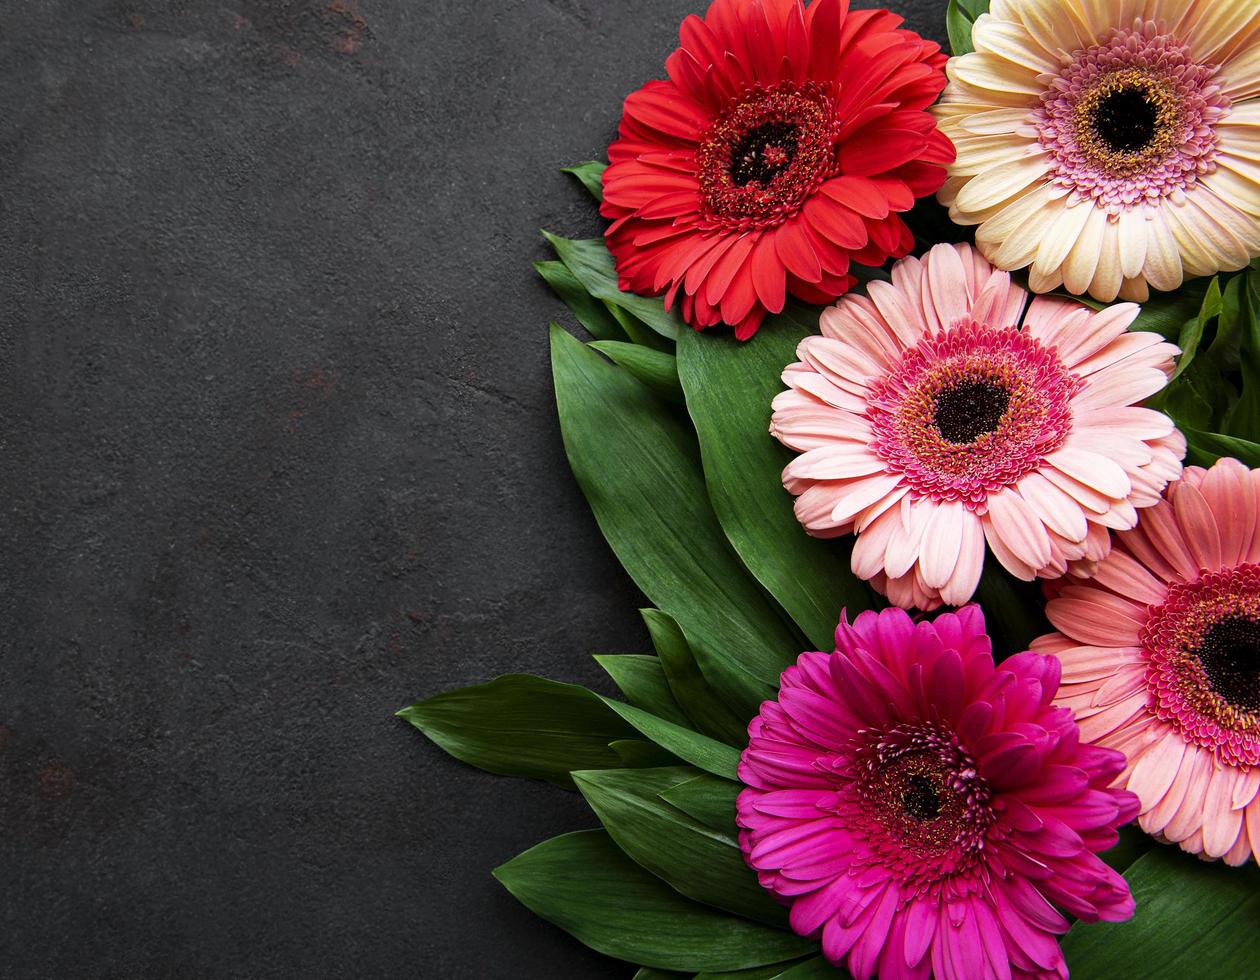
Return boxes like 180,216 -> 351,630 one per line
1,1 -> 943,976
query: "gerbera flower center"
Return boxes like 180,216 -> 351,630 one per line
901,773 -> 941,820
729,122 -> 798,186
1196,617 -> 1260,714
868,320 -> 1079,509
1140,564 -> 1260,766
696,83 -> 837,228
1084,76 -> 1169,155
932,378 -> 1011,444
847,722 -> 994,887
1032,23 -> 1230,214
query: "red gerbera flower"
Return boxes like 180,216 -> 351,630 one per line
601,0 -> 954,340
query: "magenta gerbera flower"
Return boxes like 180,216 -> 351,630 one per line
738,605 -> 1137,980
771,242 -> 1186,610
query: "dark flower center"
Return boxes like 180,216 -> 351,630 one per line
1197,617 -> 1260,713
696,82 -> 836,227
1091,85 -> 1159,153
729,122 -> 799,187
932,379 -> 1011,444
901,774 -> 940,821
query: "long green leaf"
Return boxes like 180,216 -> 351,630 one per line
659,772 -> 742,838
677,315 -> 871,652
611,739 -> 686,769
1061,846 -> 1260,978
573,767 -> 787,926
494,830 -> 813,972
594,654 -> 692,728
1223,270 -> 1260,437
946,0 -> 976,55
545,234 -> 683,341
697,959 -> 832,980
1182,427 -> 1260,468
552,324 -> 800,718
563,160 -> 606,201
1099,824 -> 1153,874
397,675 -> 635,788
643,609 -> 750,746
590,341 -> 684,404
1129,276 -> 1212,339
601,698 -> 742,780
535,260 -> 627,342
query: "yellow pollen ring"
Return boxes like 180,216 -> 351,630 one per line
1073,69 -> 1182,172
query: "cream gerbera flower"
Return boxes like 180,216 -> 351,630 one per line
937,0 -> 1260,302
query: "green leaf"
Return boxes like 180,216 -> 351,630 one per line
1223,270 -> 1260,438
643,609 -> 750,747
1100,824 -> 1153,874
676,314 -> 872,652
1061,846 -> 1260,978
494,830 -> 813,972
957,0 -> 989,17
1129,276 -> 1211,339
1181,427 -> 1260,468
658,772 -> 742,837
552,324 -> 801,719
697,959 -> 832,980
590,341 -> 684,404
397,675 -> 636,788
634,969 -> 686,980
573,767 -> 787,926
594,654 -> 692,728
1166,276 -> 1222,383
545,233 -> 683,341
611,739 -> 686,768
946,0 -> 976,56
608,301 -> 676,352
601,697 -> 742,780
535,260 -> 627,342
563,160 -> 606,201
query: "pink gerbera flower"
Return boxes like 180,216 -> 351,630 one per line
1037,457 -> 1260,866
771,242 -> 1186,610
738,605 -> 1137,980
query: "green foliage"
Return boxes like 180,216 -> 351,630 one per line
658,772 -> 742,837
594,654 -> 693,728
563,160 -> 606,201
945,0 -> 988,55
535,259 -> 628,342
493,831 -> 814,973
396,675 -> 635,788
590,341 -> 685,404
643,609 -> 750,746
1155,269 -> 1259,462
677,315 -> 873,652
551,323 -> 800,720
601,697 -> 742,780
1062,846 -> 1260,977
573,766 -> 786,926
544,232 -> 683,341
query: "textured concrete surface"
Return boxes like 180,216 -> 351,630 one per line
1,1 -> 946,977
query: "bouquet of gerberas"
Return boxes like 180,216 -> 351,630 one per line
402,0 -> 1260,976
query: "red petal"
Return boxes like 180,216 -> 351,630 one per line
774,220 -> 822,282
749,233 -> 787,314
820,176 -> 890,219
804,195 -> 867,250
838,129 -> 929,176
704,233 -> 756,307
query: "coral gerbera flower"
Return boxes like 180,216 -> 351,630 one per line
1037,457 -> 1260,866
936,1 -> 1260,303
770,242 -> 1185,610
738,605 -> 1137,979
601,0 -> 954,340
